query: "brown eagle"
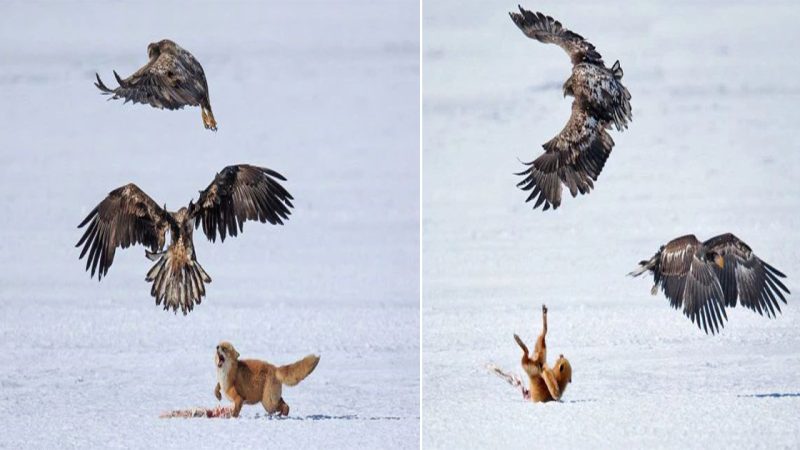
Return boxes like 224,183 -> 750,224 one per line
509,6 -> 631,210
629,234 -> 790,334
95,39 -> 217,131
76,165 -> 293,314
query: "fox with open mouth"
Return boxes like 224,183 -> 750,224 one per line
214,341 -> 320,417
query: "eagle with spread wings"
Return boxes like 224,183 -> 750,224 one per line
629,234 -> 790,334
95,39 -> 217,131
76,165 -> 293,314
509,6 -> 632,210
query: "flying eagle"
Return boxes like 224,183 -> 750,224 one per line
76,165 -> 293,314
95,39 -> 217,131
629,234 -> 790,334
509,7 -> 631,210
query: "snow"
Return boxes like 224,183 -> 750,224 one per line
0,1 -> 419,448
423,0 -> 800,448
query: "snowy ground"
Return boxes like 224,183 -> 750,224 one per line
0,1 -> 419,448
423,1 -> 800,448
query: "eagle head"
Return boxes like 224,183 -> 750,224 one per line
148,39 -> 177,59
706,251 -> 725,269
173,206 -> 190,223
147,42 -> 161,60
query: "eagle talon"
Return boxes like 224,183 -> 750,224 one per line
202,108 -> 218,131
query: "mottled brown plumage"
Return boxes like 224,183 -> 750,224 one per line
629,234 -> 790,334
95,39 -> 217,131
510,6 -> 632,210
76,165 -> 293,314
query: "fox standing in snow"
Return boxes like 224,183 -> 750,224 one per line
214,341 -> 320,417
512,305 -> 572,402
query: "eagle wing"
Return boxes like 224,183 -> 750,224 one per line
657,235 -> 727,334
509,6 -> 603,65
191,165 -> 294,243
76,184 -> 169,280
704,233 -> 790,317
94,46 -> 209,110
516,102 -> 614,210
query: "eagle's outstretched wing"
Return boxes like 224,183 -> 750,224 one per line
656,235 -> 727,334
509,6 -> 603,65
191,165 -> 294,243
704,233 -> 790,317
516,102 -> 614,210
76,184 -> 169,280
94,46 -> 209,110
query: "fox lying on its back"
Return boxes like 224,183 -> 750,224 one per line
513,305 -> 572,402
214,341 -> 320,417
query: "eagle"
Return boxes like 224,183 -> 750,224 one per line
629,233 -> 790,334
509,6 -> 632,210
76,164 -> 293,315
95,39 -> 217,131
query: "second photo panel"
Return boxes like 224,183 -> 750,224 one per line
423,0 -> 799,447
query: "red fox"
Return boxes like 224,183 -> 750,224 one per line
214,341 -> 320,417
513,305 -> 572,402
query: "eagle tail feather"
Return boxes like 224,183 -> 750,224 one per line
145,247 -> 211,315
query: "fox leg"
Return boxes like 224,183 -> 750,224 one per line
533,304 -> 548,366
261,377 -> 284,415
514,334 -> 542,378
214,383 -> 221,401
226,386 -> 243,417
541,367 -> 562,401
278,398 -> 289,416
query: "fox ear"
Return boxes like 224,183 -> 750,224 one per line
233,349 -> 240,359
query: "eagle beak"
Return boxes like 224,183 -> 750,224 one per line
714,255 -> 725,269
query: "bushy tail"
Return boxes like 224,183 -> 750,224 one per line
276,354 -> 320,386
145,247 -> 212,315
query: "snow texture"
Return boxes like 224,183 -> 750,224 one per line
0,1 -> 419,448
423,1 -> 800,448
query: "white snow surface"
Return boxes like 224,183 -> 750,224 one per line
0,1 -> 419,448
423,1 -> 800,448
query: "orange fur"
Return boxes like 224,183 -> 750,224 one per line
514,305 -> 572,402
214,341 -> 319,417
